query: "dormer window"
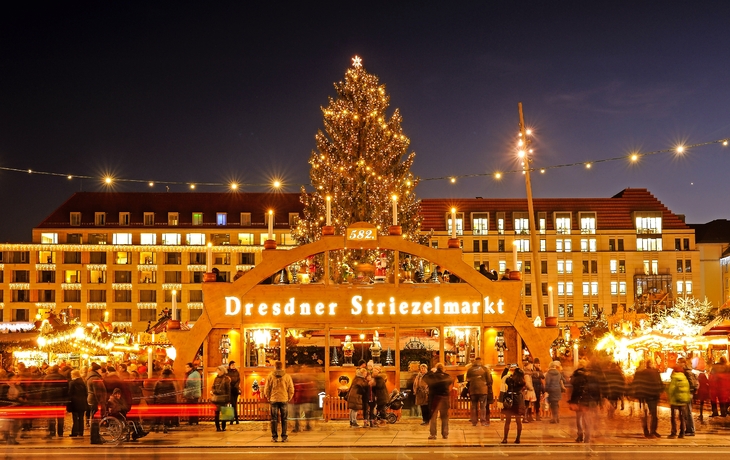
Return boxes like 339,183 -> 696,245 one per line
555,212 -> 571,235
579,212 -> 596,234
472,213 -> 488,235
192,212 -> 203,226
168,212 -> 179,226
95,212 -> 106,226
446,212 -> 464,236
119,212 -> 130,226
216,213 -> 227,226
514,212 -> 529,235
144,212 -> 155,226
635,212 -> 662,234
70,212 -> 81,227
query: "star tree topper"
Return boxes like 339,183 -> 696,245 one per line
352,55 -> 362,68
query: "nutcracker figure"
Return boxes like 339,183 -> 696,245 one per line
343,335 -> 354,366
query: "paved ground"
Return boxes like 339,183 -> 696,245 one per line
6,403 -> 730,448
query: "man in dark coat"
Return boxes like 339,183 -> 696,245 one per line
228,362 -> 241,424
466,357 -> 492,426
632,360 -> 664,438
423,363 -> 454,440
42,365 -> 69,439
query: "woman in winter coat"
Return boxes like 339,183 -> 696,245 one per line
667,366 -> 691,438
544,361 -> 564,423
569,360 -> 601,443
697,369 -> 710,420
347,368 -> 368,427
210,365 -> 231,432
499,366 -> 526,444
68,369 -> 88,437
522,363 -> 537,422
413,364 -> 430,425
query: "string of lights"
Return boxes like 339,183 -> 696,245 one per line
2,138 -> 727,190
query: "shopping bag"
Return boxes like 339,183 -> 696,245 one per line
219,405 -> 235,421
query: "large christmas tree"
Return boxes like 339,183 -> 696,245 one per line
294,56 -> 421,246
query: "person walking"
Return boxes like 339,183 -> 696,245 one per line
631,360 -> 663,438
697,367 -> 710,422
183,363 -> 202,425
667,365 -> 692,439
210,365 -> 231,432
85,363 -> 107,444
264,360 -> 294,443
708,356 -> 729,417
466,357 -> 492,426
347,368 -> 368,427
413,364 -> 430,425
604,361 -> 626,419
499,365 -> 526,444
677,357 -> 698,436
544,361 -> 564,423
531,359 -> 545,421
227,362 -> 241,425
372,366 -> 389,425
569,359 -> 601,443
68,369 -> 88,438
522,363 -> 537,422
152,368 -> 177,433
42,364 -> 69,439
424,363 -> 454,440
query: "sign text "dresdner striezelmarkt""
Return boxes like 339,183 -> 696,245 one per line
224,295 -> 505,318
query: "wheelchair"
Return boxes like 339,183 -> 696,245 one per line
99,412 -> 147,444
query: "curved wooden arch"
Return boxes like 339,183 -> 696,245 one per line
168,235 -> 557,365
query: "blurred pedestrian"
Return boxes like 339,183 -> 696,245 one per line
291,370 -> 317,432
228,362 -> 241,425
604,361 -> 626,419
631,360 -> 663,438
152,368 -> 177,433
466,357 -> 492,426
531,359 -> 545,421
347,368 -> 368,427
413,364 -> 430,425
42,365 -> 69,439
677,357 -> 698,436
424,363 -> 453,440
183,363 -> 202,425
697,367 -> 710,421
667,365 -> 691,439
210,365 -> 231,432
544,361 -> 565,423
522,363 -> 536,423
68,369 -> 88,437
569,359 -> 601,443
709,356 -> 730,417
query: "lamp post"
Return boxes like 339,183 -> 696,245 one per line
518,103 -> 545,321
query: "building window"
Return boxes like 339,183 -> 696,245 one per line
114,308 -> 132,321
558,239 -> 571,252
140,233 -> 157,245
686,280 -> 692,294
619,281 -> 626,294
192,212 -> 203,226
186,233 -> 206,245
240,213 -> 251,226
168,212 -> 179,226
472,213 -> 488,235
566,282 -> 573,295
524,260 -> 531,274
582,282 -> 590,296
112,233 -> 132,245
164,271 -> 182,283
238,233 -> 254,245
583,303 -> 590,317
288,213 -> 299,227
12,309 -> 30,322
591,282 -> 598,295
140,310 -> 157,322
555,212 -> 571,234
139,290 -> 157,302
611,281 -> 618,295
618,239 -> 624,251
524,304 -> 532,318
88,310 -> 104,322
541,260 -> 548,274
557,282 -> 565,295
95,212 -> 106,226
675,238 -> 681,251
609,239 -> 616,251
64,290 -> 81,303
558,304 -> 565,318
114,291 -> 132,303
70,212 -> 81,226
40,233 -> 58,244
165,252 -> 181,265
88,233 -> 108,245
217,213 -> 227,226
677,260 -> 683,273
591,260 -> 598,273
619,259 -> 626,273
683,238 -> 690,251
496,212 -> 505,235
541,283 -> 548,296
525,283 -> 531,296
540,239 -> 546,252
538,212 -> 546,234
610,260 -> 617,274
472,240 -> 480,253
514,212 -> 529,235
499,261 -> 506,273
635,215 -> 662,234
119,212 -> 130,226
67,233 -> 82,244
676,280 -> 683,294
88,290 -> 106,302
637,237 -> 662,251
580,213 -> 596,234
114,270 -> 132,283
162,233 -> 181,245
498,240 -> 505,252
685,260 -> 692,273
115,252 -> 131,265
89,252 -> 106,264
557,260 -> 565,274
447,213 -> 464,236
143,212 -> 154,226
567,303 -> 574,318
556,240 -> 562,252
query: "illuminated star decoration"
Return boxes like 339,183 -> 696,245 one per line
352,55 -> 362,68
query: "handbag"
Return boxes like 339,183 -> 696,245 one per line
219,405 -> 235,421
502,392 -> 514,410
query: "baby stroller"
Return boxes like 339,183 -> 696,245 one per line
377,390 -> 407,424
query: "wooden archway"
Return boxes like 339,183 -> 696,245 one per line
168,234 -> 558,365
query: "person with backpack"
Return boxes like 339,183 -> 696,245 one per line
668,365 -> 692,439
677,357 -> 697,436
499,364 -> 526,444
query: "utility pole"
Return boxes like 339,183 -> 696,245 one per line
518,103 -> 545,319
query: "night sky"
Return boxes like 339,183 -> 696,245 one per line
1,2 -> 728,242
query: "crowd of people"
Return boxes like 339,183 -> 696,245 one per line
0,359 -> 204,444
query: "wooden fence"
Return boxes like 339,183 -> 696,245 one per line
322,395 -> 502,421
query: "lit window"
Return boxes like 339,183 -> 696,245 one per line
635,215 -> 662,234
610,260 -> 617,274
140,233 -> 156,245
192,212 -> 203,226
238,233 -> 255,245
240,213 -> 252,226
637,237 -> 662,251
472,213 -> 488,235
162,233 -> 181,245
581,239 -> 589,252
557,261 -> 565,274
514,213 -> 529,235
217,213 -> 227,226
447,214 -> 464,236
582,282 -> 590,296
556,240 -> 563,252
168,212 -> 179,226
564,239 -> 572,252
41,233 -> 58,244
555,213 -> 571,234
112,233 -> 132,245
685,281 -> 692,294
186,233 -> 206,245
611,281 -> 618,295
580,214 -> 596,234
565,260 -> 573,274
516,239 -> 529,251
538,212 -> 547,235
260,233 -> 276,245
677,280 -> 684,294
557,282 -> 565,295
540,239 -> 546,252
566,282 -> 573,295
591,282 -> 598,295
619,282 -> 626,295
589,239 -> 597,252
497,212 -> 505,235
